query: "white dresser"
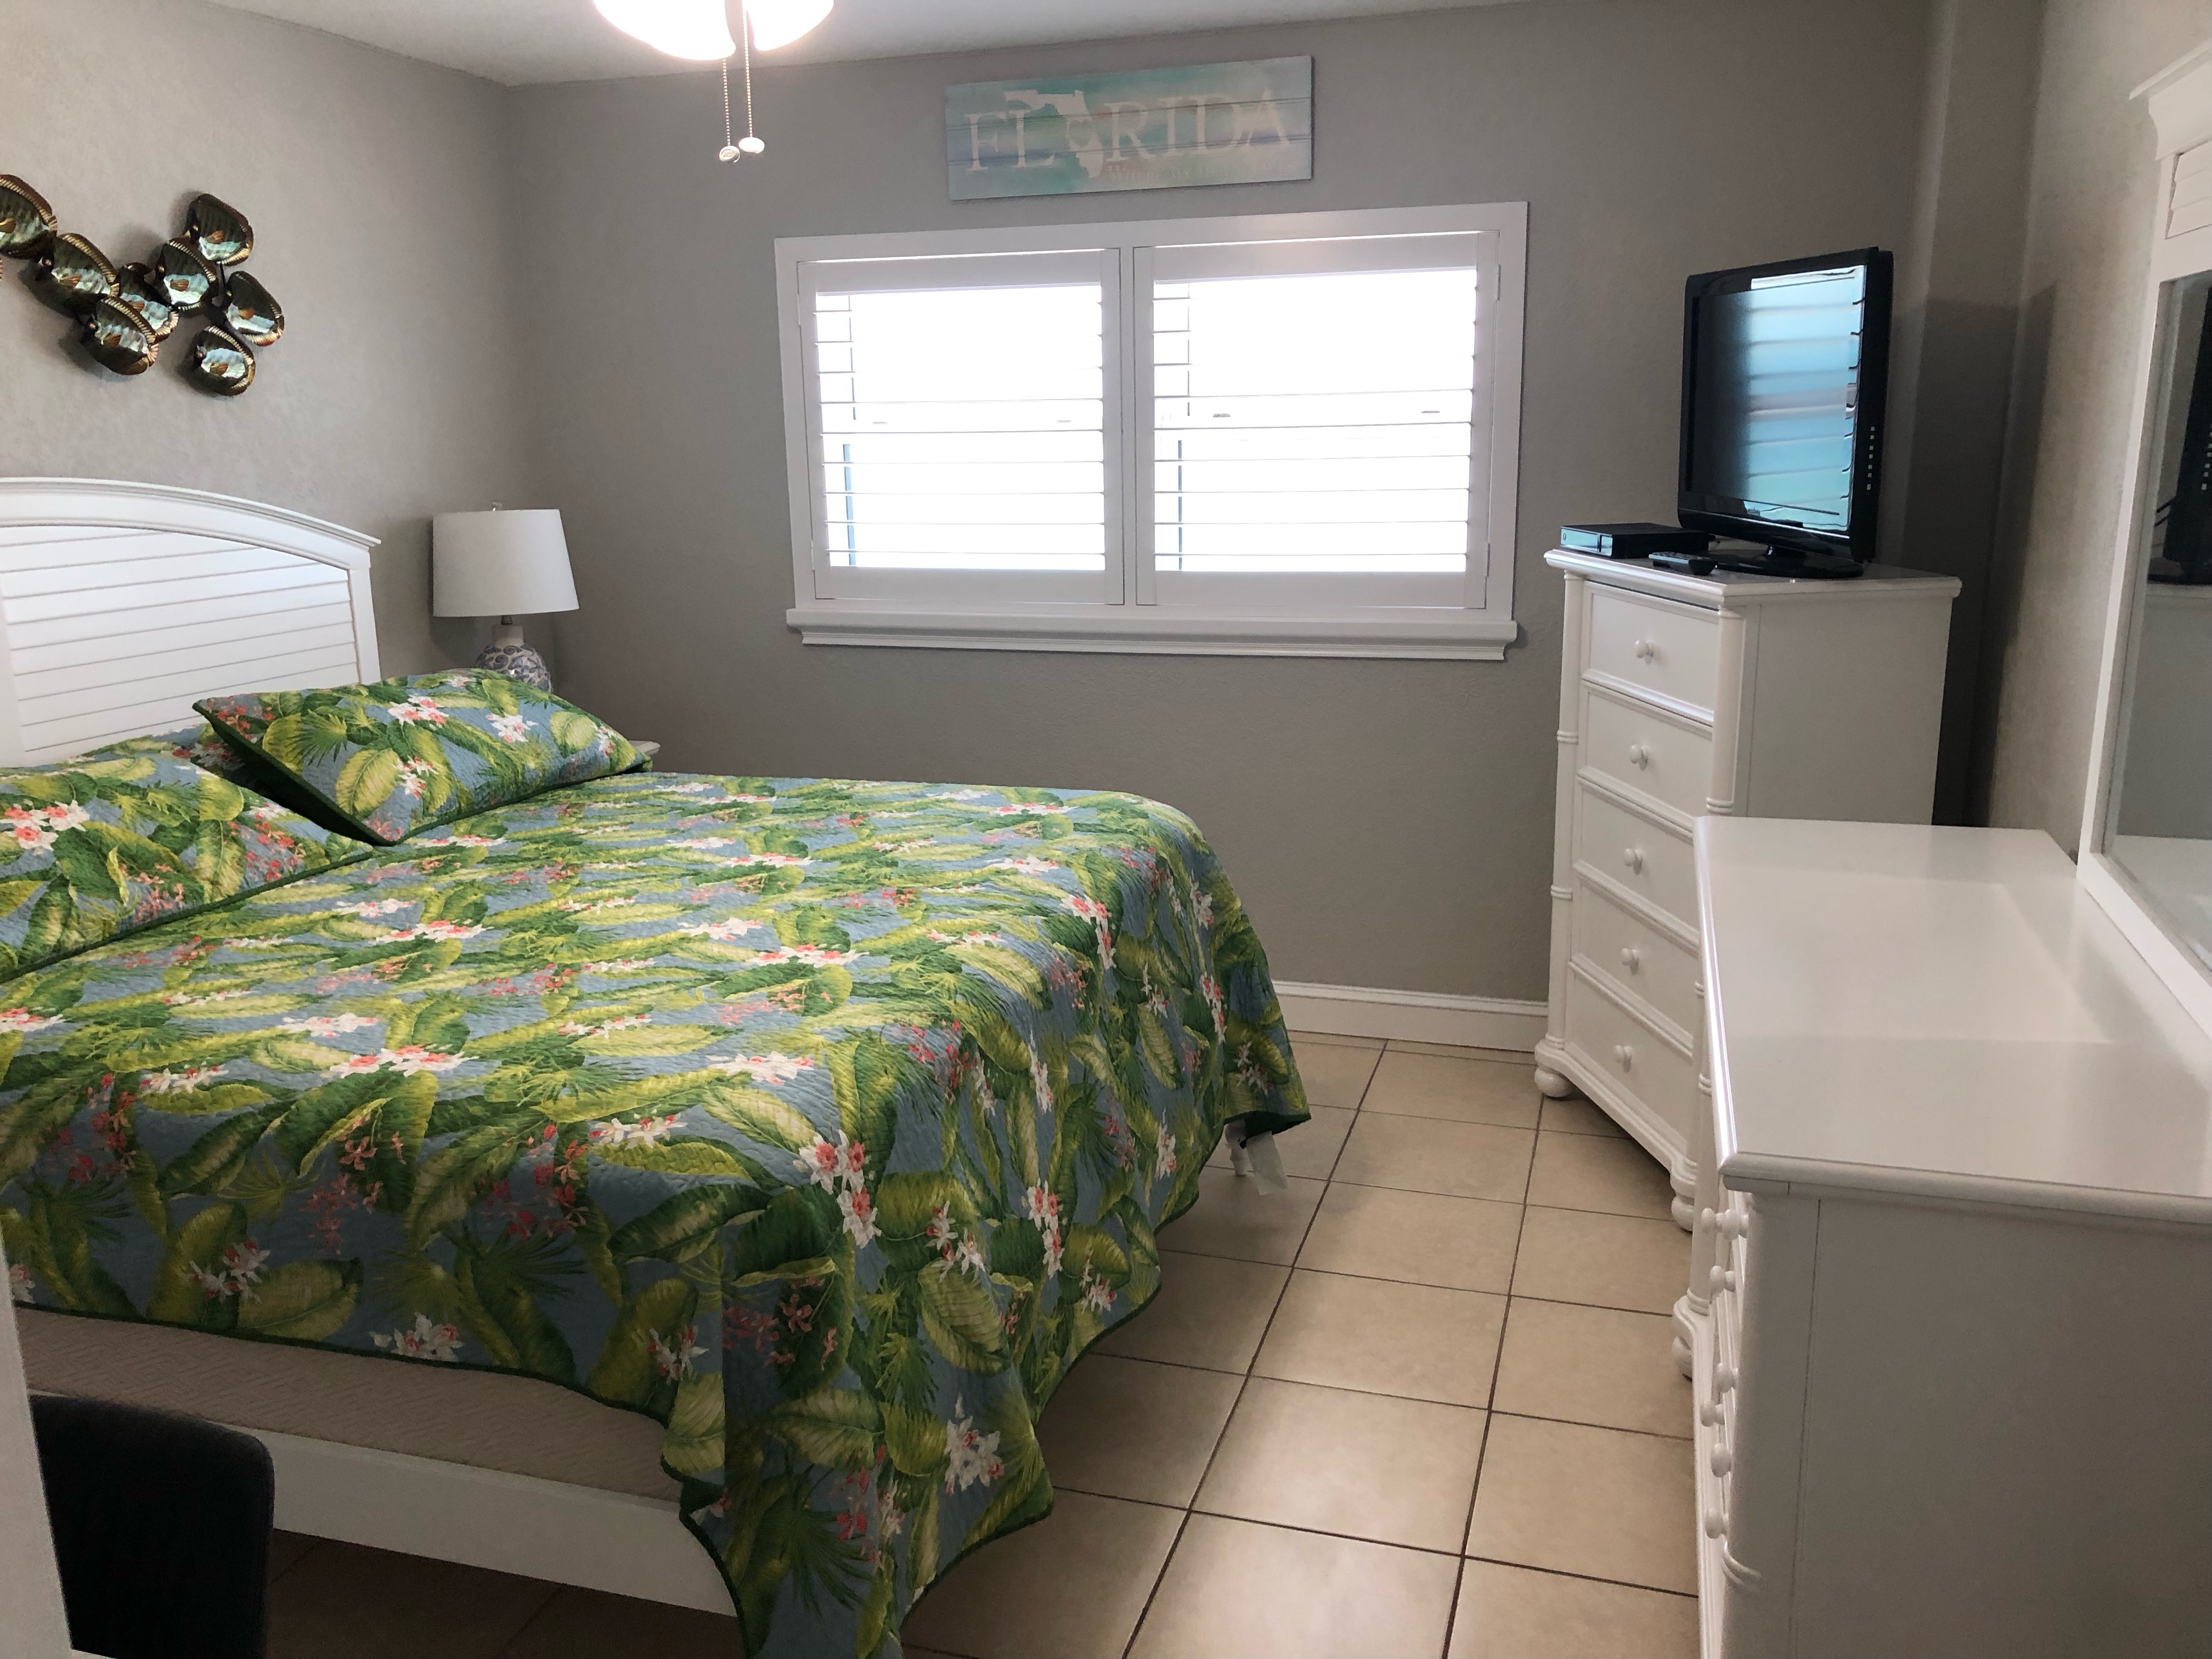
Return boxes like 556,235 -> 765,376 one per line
1686,817 -> 2212,1658
1534,550 -> 1960,1222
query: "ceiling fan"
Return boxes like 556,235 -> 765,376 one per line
590,0 -> 831,158
591,0 -> 831,57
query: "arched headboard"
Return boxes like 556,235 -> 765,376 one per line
0,478 -> 380,765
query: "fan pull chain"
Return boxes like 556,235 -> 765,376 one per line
718,7 -> 765,163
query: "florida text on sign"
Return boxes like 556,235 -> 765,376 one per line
945,58 -> 1314,200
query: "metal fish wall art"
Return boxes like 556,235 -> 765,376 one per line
1,183 -> 283,394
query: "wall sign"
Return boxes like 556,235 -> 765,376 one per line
945,58 -> 1313,200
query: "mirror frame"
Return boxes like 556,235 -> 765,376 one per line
2081,41 -> 2212,1035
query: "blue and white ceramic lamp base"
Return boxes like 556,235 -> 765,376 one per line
475,628 -> 551,691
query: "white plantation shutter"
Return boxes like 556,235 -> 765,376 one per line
1144,233 -> 1492,608
778,207 -> 1523,656
799,250 -> 1120,602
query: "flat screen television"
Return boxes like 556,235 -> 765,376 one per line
1677,248 -> 1893,576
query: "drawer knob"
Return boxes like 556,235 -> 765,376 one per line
1710,1444 -> 1735,1477
1699,1398 -> 1725,1427
1708,1265 -> 1737,1295
1620,946 -> 1641,972
1714,1363 -> 1738,1396
1703,1505 -> 1729,1539
1628,742 -> 1651,769
1633,637 -> 1656,662
1622,847 -> 1646,873
1613,1043 -> 1634,1069
1717,1210 -> 1748,1240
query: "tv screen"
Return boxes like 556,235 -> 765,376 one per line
1678,249 -> 1892,562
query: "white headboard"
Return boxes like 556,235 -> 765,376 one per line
0,478 -> 380,765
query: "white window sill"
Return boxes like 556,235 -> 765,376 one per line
785,606 -> 1519,661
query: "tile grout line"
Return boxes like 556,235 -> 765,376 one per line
1120,1054 -> 1363,1656
1441,1064 -> 1544,1659
1116,1046 -> 1378,1658
490,1582 -> 569,1658
934,1042 -> 1689,1655
1119,1506 -> 1195,1659
266,1536 -> 323,1593
1459,1550 -> 1702,1600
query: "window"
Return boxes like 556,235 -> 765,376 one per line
777,205 -> 1525,659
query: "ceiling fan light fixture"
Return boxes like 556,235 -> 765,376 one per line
592,0 -> 736,60
745,0 -> 832,51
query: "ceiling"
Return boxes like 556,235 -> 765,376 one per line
204,0 -> 1503,85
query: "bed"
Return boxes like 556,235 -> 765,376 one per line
0,479 -> 1310,1657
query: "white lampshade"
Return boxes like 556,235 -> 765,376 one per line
431,509 -> 579,619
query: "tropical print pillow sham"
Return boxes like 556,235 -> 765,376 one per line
0,771 -> 1307,1658
145,719 -> 376,837
196,669 -> 643,845
0,735 -> 366,981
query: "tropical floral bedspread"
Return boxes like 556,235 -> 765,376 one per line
0,771 -> 1307,1656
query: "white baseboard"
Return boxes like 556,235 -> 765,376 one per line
1274,980 -> 1547,1051
244,1425 -> 731,1613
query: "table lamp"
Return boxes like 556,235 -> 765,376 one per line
431,507 -> 578,691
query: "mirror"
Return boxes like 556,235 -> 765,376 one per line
2105,268 -> 2212,972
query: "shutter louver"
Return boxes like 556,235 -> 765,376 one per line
813,281 -> 1107,572
1151,264 -> 1479,575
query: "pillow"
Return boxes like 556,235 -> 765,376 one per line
196,670 -> 644,845
0,736 -> 368,980
144,719 -> 377,839
143,720 -> 257,785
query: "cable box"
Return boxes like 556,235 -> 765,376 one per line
1559,522 -> 1716,559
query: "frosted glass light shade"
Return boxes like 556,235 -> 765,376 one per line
432,509 -> 579,618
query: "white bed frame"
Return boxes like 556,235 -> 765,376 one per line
0,478 -> 730,1613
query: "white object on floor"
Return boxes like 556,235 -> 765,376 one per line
1682,816 -> 2211,1658
1228,1128 -> 1288,1194
0,1243 -> 72,1659
1532,550 -> 1959,1228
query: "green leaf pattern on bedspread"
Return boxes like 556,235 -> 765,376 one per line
0,733 -> 367,981
197,670 -> 643,845
0,772 -> 1306,1656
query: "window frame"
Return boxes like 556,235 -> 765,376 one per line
776,202 -> 1527,661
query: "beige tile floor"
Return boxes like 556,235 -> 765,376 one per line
261,1035 -> 1698,1658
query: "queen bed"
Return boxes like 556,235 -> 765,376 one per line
0,479 -> 1309,1657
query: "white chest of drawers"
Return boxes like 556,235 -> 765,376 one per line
1686,818 -> 2212,1657
1534,551 -> 1961,1223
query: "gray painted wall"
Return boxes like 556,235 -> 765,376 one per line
0,0 -> 534,676
509,0 -> 1935,999
1880,0 -> 2043,826
1980,0 -> 2208,848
